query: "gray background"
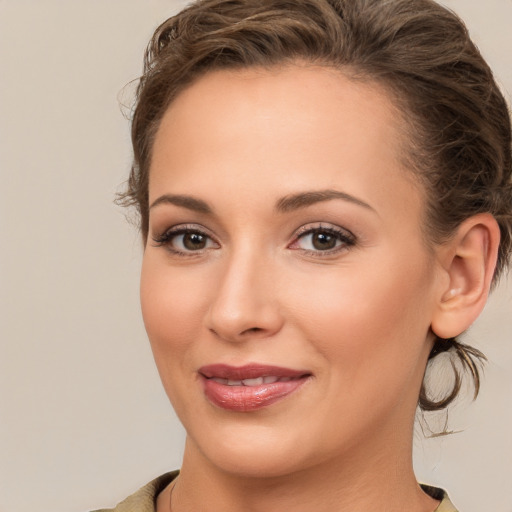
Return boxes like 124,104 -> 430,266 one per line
0,1 -> 510,511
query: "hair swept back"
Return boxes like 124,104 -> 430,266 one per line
119,0 -> 512,412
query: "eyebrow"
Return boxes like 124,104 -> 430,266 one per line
149,194 -> 212,214
275,189 -> 375,213
149,189 -> 375,216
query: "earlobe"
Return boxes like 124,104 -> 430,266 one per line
431,213 -> 500,339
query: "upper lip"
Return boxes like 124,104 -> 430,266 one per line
199,363 -> 310,380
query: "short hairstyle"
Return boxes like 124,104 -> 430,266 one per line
120,0 -> 512,411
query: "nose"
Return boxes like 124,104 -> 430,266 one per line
204,250 -> 284,343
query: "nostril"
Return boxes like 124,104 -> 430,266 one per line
243,327 -> 263,334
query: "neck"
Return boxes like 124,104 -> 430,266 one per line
164,427 -> 438,512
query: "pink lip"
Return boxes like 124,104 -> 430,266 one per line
199,364 -> 311,412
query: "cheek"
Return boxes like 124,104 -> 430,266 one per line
287,252 -> 434,382
140,255 -> 209,362
140,255 -> 215,420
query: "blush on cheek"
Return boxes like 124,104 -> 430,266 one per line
142,295 -> 200,349
140,266 -> 206,351
140,278 -> 200,411
296,259 -> 431,372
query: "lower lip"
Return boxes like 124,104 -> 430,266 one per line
202,376 -> 309,412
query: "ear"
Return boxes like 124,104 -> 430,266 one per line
431,213 -> 500,339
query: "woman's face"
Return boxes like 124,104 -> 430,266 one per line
141,65 -> 442,477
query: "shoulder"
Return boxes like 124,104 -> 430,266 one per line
420,484 -> 459,512
90,471 -> 179,512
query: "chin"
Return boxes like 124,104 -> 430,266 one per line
205,444 -> 307,479
186,418 -> 316,479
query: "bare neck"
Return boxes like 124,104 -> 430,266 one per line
158,433 -> 439,512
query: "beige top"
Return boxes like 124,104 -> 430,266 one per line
91,471 -> 458,512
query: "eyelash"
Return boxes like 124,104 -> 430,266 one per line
289,224 -> 356,256
151,224 -> 219,257
151,223 -> 356,257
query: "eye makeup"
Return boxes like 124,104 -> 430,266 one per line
151,223 -> 219,256
288,223 -> 356,257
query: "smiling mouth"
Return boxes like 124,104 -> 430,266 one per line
199,364 -> 311,411
210,375 -> 298,386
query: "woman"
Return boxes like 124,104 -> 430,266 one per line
95,0 -> 512,510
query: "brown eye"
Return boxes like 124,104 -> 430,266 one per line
290,225 -> 356,255
182,232 -> 208,250
152,226 -> 219,254
311,231 -> 337,250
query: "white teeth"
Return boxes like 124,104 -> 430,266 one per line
210,375 -> 296,386
242,377 -> 264,386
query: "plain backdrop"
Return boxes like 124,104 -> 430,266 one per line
0,1 -> 511,511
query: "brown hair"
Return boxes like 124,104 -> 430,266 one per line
120,0 -> 512,411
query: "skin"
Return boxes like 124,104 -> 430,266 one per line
140,64 -> 491,512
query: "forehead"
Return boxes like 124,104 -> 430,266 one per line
150,64 -> 422,222
154,64 -> 404,158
